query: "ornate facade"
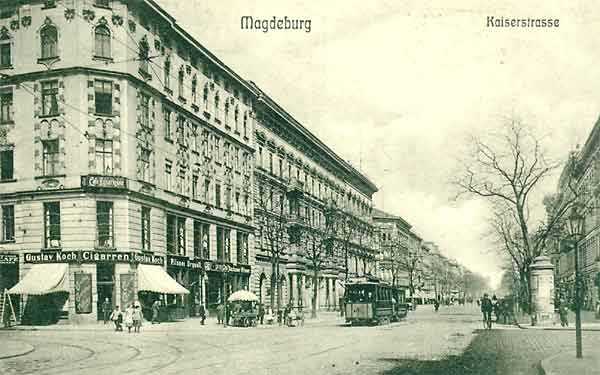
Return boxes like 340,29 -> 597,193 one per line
0,0 -> 255,323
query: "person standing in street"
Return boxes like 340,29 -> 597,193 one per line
151,299 -> 161,324
258,303 -> 265,325
216,302 -> 224,324
491,295 -> 499,322
124,304 -> 134,334
434,299 -> 440,312
132,305 -> 143,333
110,306 -> 122,331
102,298 -> 111,324
198,304 -> 206,325
481,293 -> 493,330
559,298 -> 569,327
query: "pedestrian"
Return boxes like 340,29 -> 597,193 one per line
132,305 -> 143,333
216,302 -> 224,324
225,302 -> 231,326
434,299 -> 440,312
559,298 -> 569,327
102,298 -> 111,324
491,295 -> 499,322
151,299 -> 161,324
198,304 -> 206,325
124,304 -> 134,334
110,306 -> 122,331
258,303 -> 265,325
481,293 -> 493,330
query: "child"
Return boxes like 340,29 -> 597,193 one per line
110,306 -> 123,332
124,304 -> 134,333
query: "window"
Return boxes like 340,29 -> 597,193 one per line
214,93 -> 220,120
202,223 -> 210,259
43,202 -> 60,248
140,93 -> 150,127
140,148 -> 151,182
0,90 -> 12,123
176,115 -> 185,145
165,160 -> 172,191
236,232 -> 248,264
166,214 -> 186,255
269,152 -> 273,174
40,25 -> 58,59
215,184 -> 221,208
94,80 -> 112,115
214,136 -> 220,162
177,167 -> 186,195
1,205 -> 14,242
178,67 -> 184,98
42,140 -> 59,176
192,174 -> 198,199
0,4 -> 16,19
216,227 -> 230,261
234,105 -> 239,132
243,112 -> 248,137
96,201 -> 113,248
191,76 -> 197,103
95,0 -> 110,7
224,101 -> 230,126
95,139 -> 113,175
141,206 -> 151,251
163,56 -> 171,89
0,149 -> 12,180
235,192 -> 240,212
94,25 -> 111,58
193,220 -> 205,258
225,186 -> 232,210
41,81 -> 59,116
163,107 -> 172,139
0,41 -> 11,68
203,83 -> 209,110
204,178 -> 211,203
257,147 -> 263,168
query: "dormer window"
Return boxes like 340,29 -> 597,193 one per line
40,25 -> 58,60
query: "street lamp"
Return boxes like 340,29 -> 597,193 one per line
567,204 -> 585,359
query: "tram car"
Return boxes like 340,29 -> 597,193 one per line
344,277 -> 409,325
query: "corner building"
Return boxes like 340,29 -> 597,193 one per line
0,0 -> 255,324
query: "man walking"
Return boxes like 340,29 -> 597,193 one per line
102,298 -> 111,324
481,293 -> 493,330
198,304 -> 206,325
151,299 -> 161,324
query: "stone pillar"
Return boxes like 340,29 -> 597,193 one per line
530,256 -> 555,326
290,273 -> 297,307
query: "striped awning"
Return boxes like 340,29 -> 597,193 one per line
137,264 -> 189,295
8,263 -> 69,295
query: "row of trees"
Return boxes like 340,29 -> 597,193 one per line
255,178 -> 375,318
455,119 -> 578,312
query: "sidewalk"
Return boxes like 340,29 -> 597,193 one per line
0,339 -> 35,359
514,309 -> 600,331
541,351 -> 600,375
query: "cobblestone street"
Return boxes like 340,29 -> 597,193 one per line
2,305 -> 596,375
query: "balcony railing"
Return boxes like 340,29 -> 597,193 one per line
286,178 -> 304,196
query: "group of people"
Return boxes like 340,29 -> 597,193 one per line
108,304 -> 143,333
213,302 -> 303,327
479,293 -> 499,329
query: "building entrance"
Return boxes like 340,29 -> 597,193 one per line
96,263 -> 115,320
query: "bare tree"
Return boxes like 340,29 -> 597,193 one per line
456,118 -> 577,312
255,182 -> 288,313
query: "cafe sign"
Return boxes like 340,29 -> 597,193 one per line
81,175 -> 127,189
24,251 -> 164,266
0,253 -> 18,264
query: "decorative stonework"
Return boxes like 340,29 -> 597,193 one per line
128,20 -> 136,33
82,9 -> 96,23
10,20 -> 19,31
21,16 -> 32,28
111,14 -> 123,27
64,9 -> 75,22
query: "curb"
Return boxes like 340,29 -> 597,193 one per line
538,352 -> 562,375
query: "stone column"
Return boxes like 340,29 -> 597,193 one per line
290,273 -> 297,307
530,256 -> 555,326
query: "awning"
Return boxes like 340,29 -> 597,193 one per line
137,264 -> 189,295
8,263 -> 69,295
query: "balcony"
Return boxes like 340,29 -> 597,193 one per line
286,178 -> 304,197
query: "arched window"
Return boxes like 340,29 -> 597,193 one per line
94,25 -> 111,58
40,25 -> 58,59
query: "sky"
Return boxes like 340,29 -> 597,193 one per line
155,0 -> 600,288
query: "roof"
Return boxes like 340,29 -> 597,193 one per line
372,208 -> 412,229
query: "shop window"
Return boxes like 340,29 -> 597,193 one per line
40,25 -> 58,59
0,149 -> 13,180
1,205 -> 14,242
43,202 -> 61,249
166,214 -> 186,255
41,80 -> 59,116
0,90 -> 12,123
95,139 -> 113,175
96,201 -> 114,248
94,25 -> 111,59
141,206 -> 151,251
0,41 -> 11,68
42,139 -> 59,176
94,80 -> 112,115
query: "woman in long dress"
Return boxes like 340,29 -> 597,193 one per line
124,304 -> 134,333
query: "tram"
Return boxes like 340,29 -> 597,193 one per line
343,276 -> 409,325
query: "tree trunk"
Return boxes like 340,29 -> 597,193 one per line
312,270 -> 318,318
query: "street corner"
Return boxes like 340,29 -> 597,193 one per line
0,339 -> 35,360
540,351 -> 600,375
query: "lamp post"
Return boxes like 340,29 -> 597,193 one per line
567,204 -> 585,359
